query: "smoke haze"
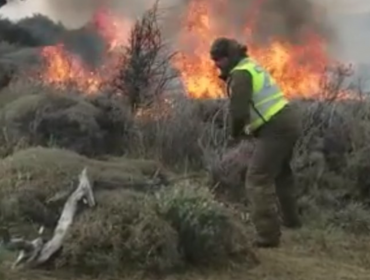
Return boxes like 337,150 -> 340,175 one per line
0,0 -> 370,64
0,0 -> 335,41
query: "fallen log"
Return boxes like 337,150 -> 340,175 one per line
0,167 -> 95,269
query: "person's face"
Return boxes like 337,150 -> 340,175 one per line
213,56 -> 229,71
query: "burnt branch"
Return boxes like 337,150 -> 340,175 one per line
321,63 -> 354,101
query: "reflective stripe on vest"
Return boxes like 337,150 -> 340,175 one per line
229,58 -> 289,131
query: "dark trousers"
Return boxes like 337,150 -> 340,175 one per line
246,104 -> 302,244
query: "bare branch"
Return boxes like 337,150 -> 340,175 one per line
114,1 -> 177,111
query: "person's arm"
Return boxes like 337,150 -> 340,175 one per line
228,70 -> 253,139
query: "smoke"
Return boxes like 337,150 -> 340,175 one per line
1,0 -> 370,65
318,0 -> 370,63
13,0 -> 175,27
1,0 -> 333,42
0,1 -> 109,67
205,0 -> 334,44
0,0 -> 151,27
317,0 -> 370,90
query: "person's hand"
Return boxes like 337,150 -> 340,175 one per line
244,125 -> 252,136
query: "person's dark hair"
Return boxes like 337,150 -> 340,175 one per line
210,37 -> 248,81
238,45 -> 248,57
210,37 -> 248,60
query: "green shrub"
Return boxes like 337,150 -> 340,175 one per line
156,182 -> 256,267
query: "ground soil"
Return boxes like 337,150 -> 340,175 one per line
2,227 -> 369,280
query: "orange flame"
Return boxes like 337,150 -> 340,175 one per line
172,0 -> 226,98
249,32 -> 329,99
173,0 -> 330,99
92,7 -> 132,51
40,44 -> 103,93
38,0 -> 334,99
39,9 -> 132,94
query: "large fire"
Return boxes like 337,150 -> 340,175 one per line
39,0 -> 332,99
40,8 -> 132,94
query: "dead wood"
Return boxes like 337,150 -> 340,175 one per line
0,167 -> 95,269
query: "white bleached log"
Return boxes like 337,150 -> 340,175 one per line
1,167 -> 95,268
36,167 -> 95,264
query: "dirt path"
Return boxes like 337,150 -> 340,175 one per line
171,227 -> 370,280
2,227 -> 370,280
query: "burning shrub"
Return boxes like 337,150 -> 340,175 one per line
0,89 -> 134,157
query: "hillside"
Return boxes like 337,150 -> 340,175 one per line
1,3 -> 370,280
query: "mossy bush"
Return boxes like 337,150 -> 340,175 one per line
156,182 -> 257,267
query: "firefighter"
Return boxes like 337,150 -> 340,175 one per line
210,37 -> 302,248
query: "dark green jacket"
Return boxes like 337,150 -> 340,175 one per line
227,69 -> 253,139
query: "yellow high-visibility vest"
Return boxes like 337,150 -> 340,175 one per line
228,57 -> 288,132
